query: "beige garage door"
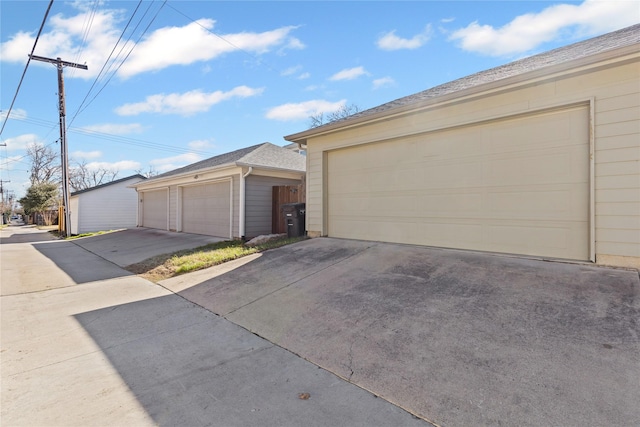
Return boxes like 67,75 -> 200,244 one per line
327,106 -> 590,260
182,181 -> 231,237
142,189 -> 168,230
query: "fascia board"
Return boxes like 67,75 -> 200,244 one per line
132,164 -> 239,190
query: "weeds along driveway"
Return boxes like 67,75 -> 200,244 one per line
161,237 -> 640,427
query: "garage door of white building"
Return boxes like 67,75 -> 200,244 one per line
181,181 -> 231,238
327,105 -> 590,260
141,189 -> 168,230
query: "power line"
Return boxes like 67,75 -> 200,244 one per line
165,2 -> 276,72
68,0 -> 167,126
68,0 -> 146,125
0,0 -> 55,138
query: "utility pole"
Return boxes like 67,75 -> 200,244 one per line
0,179 -> 9,225
29,55 -> 87,237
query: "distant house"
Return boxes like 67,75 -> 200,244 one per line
285,24 -> 640,268
132,142 -> 305,239
70,174 -> 146,235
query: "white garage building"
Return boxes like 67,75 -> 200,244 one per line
132,142 -> 305,239
70,174 -> 146,235
285,24 -> 640,268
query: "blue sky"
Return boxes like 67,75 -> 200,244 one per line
1,0 -> 638,198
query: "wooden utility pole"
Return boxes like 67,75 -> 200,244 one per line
29,55 -> 87,237
0,179 -> 9,225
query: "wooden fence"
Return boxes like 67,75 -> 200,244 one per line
272,184 -> 305,234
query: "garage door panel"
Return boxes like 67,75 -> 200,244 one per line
182,182 -> 230,237
142,189 -> 168,230
328,106 -> 590,260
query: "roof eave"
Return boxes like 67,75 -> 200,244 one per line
284,43 -> 640,143
132,163 -> 238,188
235,162 -> 306,174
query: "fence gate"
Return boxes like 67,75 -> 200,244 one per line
272,184 -> 305,234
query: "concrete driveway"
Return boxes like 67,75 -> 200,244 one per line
71,227 -> 224,267
160,237 -> 640,427
1,226 -> 428,426
3,226 -> 639,426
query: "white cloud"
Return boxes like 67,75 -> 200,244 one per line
149,153 -> 202,172
115,86 -> 264,116
329,66 -> 369,81
281,65 -> 303,76
187,139 -> 215,150
1,7 -> 123,79
0,108 -> 27,121
377,25 -> 432,50
0,5 -> 303,79
450,0 -> 640,57
86,160 -> 141,171
2,133 -> 40,151
266,99 -> 346,121
441,17 -> 455,23
281,65 -> 310,79
119,20 -> 302,78
71,150 -> 102,159
373,76 -> 396,90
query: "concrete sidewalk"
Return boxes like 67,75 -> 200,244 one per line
161,237 -> 640,427
1,226 -> 429,426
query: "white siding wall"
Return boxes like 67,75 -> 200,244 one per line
74,177 -> 143,234
70,196 -> 80,235
232,174 -> 240,238
169,185 -> 178,231
305,59 -> 640,267
245,175 -> 302,238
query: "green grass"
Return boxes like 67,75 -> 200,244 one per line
47,229 -> 119,239
66,230 -> 116,239
126,236 -> 307,281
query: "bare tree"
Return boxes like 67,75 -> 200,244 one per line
135,165 -> 159,178
309,104 -> 361,128
69,160 -> 119,192
26,143 -> 61,185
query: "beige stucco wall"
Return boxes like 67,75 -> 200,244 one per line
303,56 -> 639,268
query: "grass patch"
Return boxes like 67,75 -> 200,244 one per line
126,236 -> 307,282
48,229 -> 118,239
66,230 -> 117,240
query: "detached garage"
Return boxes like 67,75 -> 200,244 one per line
70,174 -> 146,235
285,24 -> 640,268
133,142 -> 305,239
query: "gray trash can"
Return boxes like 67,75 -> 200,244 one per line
281,203 -> 306,237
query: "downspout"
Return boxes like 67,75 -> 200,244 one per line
239,166 -> 253,240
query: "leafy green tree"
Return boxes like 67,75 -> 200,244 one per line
18,182 -> 59,225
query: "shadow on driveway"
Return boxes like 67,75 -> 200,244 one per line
73,292 -> 429,426
159,237 -> 640,427
32,240 -> 132,284
25,228 -> 224,288
0,225 -> 58,244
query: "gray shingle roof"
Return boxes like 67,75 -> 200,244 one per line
71,174 -> 146,196
146,142 -> 305,181
289,23 -> 640,137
